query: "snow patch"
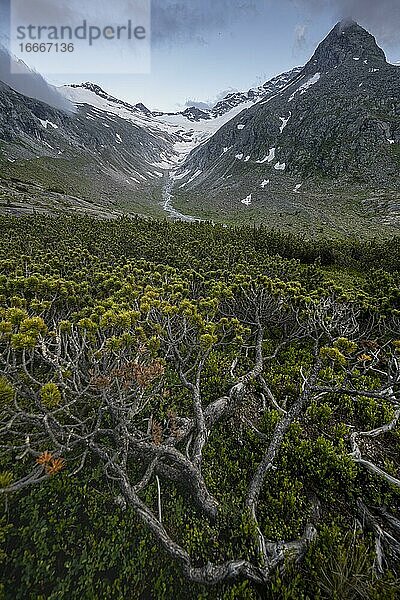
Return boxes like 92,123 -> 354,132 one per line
180,169 -> 202,188
274,162 -> 286,171
256,147 -> 275,164
39,119 -> 58,129
116,134 -> 122,144
241,194 -> 252,206
293,183 -> 302,193
220,146 -> 231,157
172,169 -> 191,180
289,73 -> 320,102
152,157 -> 175,169
279,114 -> 291,133
388,139 -> 395,144
261,179 -> 270,188
237,124 -> 245,130
235,153 -> 244,160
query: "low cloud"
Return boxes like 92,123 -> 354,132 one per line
184,87 -> 240,111
184,99 -> 212,110
0,46 -> 75,112
215,87 -> 240,100
294,23 -> 309,50
290,0 -> 400,46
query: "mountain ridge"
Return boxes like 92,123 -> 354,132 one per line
169,19 -> 400,231
0,20 -> 399,236
62,66 -> 304,124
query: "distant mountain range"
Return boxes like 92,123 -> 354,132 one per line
0,20 -> 399,235
63,66 -> 303,123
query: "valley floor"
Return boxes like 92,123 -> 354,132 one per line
1,146 -> 400,240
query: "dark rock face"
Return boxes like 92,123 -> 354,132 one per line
176,20 -> 400,193
210,67 -> 303,117
134,102 -> 153,117
0,82 -> 65,143
0,81 -> 169,159
0,80 -> 175,212
181,107 -> 212,122
304,20 -> 387,75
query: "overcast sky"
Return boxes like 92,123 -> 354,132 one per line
1,0 -> 399,111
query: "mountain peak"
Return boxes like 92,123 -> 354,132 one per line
134,102 -> 153,116
304,21 -> 387,74
72,82 -> 109,96
336,18 -> 358,31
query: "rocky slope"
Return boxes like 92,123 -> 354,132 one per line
171,21 -> 400,231
0,80 -> 181,216
210,67 -> 303,118
0,63 -> 307,217
0,20 -> 399,234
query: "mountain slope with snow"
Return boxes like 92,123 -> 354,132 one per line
59,68 -> 305,168
0,21 -> 399,236
170,21 -> 400,232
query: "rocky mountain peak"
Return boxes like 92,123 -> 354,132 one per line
65,82 -> 152,116
182,106 -> 212,122
134,102 -> 153,116
303,20 -> 387,75
71,82 -> 109,96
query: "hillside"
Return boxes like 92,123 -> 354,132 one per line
172,21 -> 400,232
0,21 -> 398,236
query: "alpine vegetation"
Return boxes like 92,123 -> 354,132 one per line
0,13 -> 399,600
